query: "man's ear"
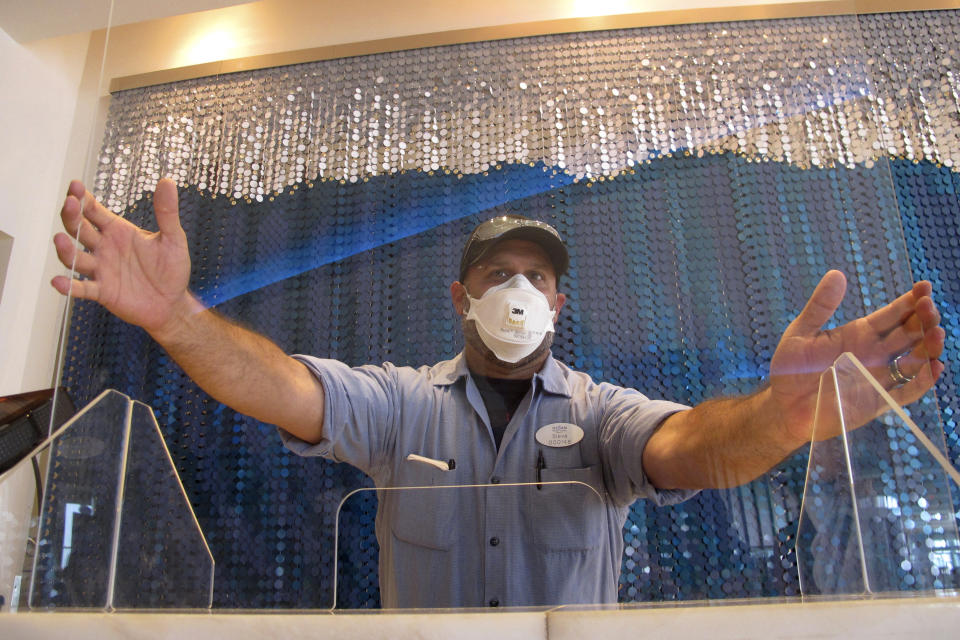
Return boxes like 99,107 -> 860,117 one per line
553,292 -> 566,322
450,281 -> 468,316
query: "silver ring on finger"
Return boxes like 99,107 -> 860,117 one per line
889,353 -> 915,387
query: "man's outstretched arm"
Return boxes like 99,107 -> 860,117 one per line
52,179 -> 325,444
642,271 -> 946,490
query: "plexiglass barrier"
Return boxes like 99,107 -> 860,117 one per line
797,353 -> 960,596
333,481 -> 606,609
29,2 -> 960,610
28,390 -> 214,610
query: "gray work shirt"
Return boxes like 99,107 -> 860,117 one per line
280,352 -> 693,608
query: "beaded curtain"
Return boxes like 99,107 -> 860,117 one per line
60,11 -> 960,607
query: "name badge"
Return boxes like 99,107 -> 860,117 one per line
535,423 -> 584,448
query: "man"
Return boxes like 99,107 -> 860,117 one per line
52,178 -> 945,607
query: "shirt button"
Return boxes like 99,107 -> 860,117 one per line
489,598 -> 500,607
490,476 -> 501,484
489,536 -> 500,546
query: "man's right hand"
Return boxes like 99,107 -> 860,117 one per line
51,178 -> 326,443
52,178 -> 194,338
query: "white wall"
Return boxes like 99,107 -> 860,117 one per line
0,28 -> 93,395
0,24 -> 95,612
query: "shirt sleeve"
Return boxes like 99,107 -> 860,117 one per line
276,355 -> 397,478
596,384 -> 698,507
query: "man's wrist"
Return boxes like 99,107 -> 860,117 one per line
755,386 -> 814,455
147,292 -> 207,346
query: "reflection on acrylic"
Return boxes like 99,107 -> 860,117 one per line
56,10 -> 960,607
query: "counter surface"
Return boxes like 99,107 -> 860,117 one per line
4,596 -> 959,639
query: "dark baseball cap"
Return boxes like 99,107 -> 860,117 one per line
459,214 -> 569,282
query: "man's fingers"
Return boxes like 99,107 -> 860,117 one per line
153,178 -> 184,238
924,325 -> 946,361
74,182 -> 120,230
887,356 -> 944,406
61,194 -> 103,249
916,295 -> 941,331
53,233 -> 97,275
869,293 -> 944,370
50,275 -> 99,301
912,279 -> 933,301
881,325 -> 945,388
864,283 -> 934,338
875,310 -> 927,360
787,270 -> 847,337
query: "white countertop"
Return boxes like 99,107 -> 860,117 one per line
4,595 -> 959,639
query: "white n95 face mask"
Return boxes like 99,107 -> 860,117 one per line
464,274 -> 555,363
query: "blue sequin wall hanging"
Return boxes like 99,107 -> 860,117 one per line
61,10 -> 960,607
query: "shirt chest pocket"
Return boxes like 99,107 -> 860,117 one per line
525,464 -> 607,552
388,460 -> 461,551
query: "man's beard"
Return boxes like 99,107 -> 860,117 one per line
461,318 -> 555,370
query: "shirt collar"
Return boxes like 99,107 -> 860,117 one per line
431,351 -> 571,398
430,352 -> 471,386
533,352 -> 572,397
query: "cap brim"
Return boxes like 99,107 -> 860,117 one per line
465,226 -> 569,280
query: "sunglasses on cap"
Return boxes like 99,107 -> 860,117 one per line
459,215 -> 569,282
468,216 -> 563,242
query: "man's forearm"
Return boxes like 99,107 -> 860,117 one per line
642,388 -> 807,490
148,293 -> 325,443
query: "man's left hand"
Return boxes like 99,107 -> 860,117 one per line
769,270 -> 945,445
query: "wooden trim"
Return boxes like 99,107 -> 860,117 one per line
109,1 -> 960,92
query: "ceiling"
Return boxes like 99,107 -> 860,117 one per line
0,0 -> 255,42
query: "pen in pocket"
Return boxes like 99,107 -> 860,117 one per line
536,449 -> 545,490
406,453 -> 456,471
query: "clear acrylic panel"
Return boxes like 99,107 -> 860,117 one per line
797,353 -> 960,596
28,390 -> 213,610
333,481 -> 606,609
32,5 -> 960,611
28,390 -> 128,608
112,401 -> 215,609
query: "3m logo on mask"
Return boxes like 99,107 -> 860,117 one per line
506,303 -> 526,329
